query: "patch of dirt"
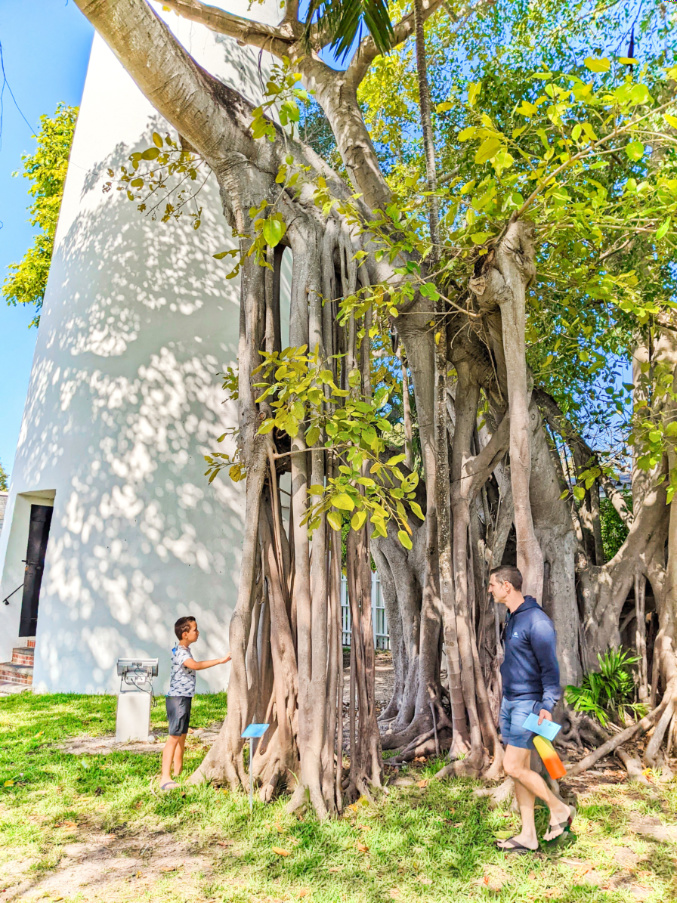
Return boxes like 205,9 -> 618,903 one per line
557,858 -> 653,898
629,814 -> 677,843
613,846 -> 641,868
58,724 -> 222,756
2,830 -> 215,902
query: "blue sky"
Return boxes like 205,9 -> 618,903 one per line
0,0 -> 93,476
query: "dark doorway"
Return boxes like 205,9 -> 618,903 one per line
19,504 -> 53,637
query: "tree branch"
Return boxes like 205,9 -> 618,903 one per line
281,0 -> 301,32
156,0 -> 393,209
465,410 -> 510,496
76,0 -> 267,169
533,387 -> 633,527
161,0 -> 293,55
73,0 -> 364,223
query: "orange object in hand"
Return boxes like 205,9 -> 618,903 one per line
533,735 -> 567,779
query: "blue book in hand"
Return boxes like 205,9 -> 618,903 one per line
522,713 -> 561,742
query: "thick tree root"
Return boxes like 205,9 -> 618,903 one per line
615,748 -> 651,784
473,777 -> 515,807
434,756 -> 483,780
389,729 -> 453,763
644,698 -> 675,767
566,689 -> 674,778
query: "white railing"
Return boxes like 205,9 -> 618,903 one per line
341,572 -> 390,650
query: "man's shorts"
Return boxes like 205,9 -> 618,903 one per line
166,696 -> 193,736
499,697 -> 539,749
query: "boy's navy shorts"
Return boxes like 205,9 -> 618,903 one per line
166,696 -> 192,736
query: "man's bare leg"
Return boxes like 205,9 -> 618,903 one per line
500,746 -> 571,846
508,779 -> 539,849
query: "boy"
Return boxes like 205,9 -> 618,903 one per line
160,615 -> 230,791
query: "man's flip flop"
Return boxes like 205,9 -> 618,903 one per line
495,837 -> 537,854
160,780 -> 180,791
544,805 -> 577,844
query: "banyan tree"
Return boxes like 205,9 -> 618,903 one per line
76,0 -> 677,816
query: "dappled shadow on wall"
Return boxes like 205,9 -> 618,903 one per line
10,118 -> 287,689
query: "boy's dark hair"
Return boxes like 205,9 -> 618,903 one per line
489,565 -> 523,591
174,616 -> 197,640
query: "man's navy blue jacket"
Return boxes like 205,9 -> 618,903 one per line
500,596 -> 561,712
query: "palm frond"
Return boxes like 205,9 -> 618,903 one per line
303,0 -> 395,60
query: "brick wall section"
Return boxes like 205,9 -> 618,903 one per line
0,663 -> 33,684
0,644 -> 35,684
12,648 -> 34,666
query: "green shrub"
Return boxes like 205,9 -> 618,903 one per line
565,648 -> 646,727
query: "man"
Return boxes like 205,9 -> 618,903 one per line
488,565 -> 575,852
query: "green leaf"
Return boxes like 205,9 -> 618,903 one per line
140,147 -> 160,160
351,510 -> 367,531
573,485 -> 585,501
468,81 -> 482,106
410,501 -> 425,521
470,232 -> 492,244
306,425 -> 320,446
515,100 -> 537,117
625,141 -> 644,161
420,283 -> 440,301
397,530 -> 413,550
327,510 -> 342,531
656,217 -> 671,240
475,137 -> 501,164
332,493 -> 355,511
262,217 -> 286,247
584,57 -> 610,73
363,427 -> 377,447
458,126 -> 476,141
258,419 -> 276,435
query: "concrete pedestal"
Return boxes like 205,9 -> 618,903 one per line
115,692 -> 152,742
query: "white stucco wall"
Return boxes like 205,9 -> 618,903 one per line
0,3 -> 287,693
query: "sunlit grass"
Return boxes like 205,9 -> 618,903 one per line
1,693 -> 677,901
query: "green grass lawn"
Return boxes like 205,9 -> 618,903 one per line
1,693 -> 677,902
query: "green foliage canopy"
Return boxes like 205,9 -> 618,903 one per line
2,103 -> 77,327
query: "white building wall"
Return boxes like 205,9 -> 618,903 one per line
0,3 -> 286,693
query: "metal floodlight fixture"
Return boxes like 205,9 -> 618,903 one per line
115,658 -> 159,742
116,658 -> 159,677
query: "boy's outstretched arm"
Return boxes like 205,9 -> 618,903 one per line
184,654 -> 231,671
